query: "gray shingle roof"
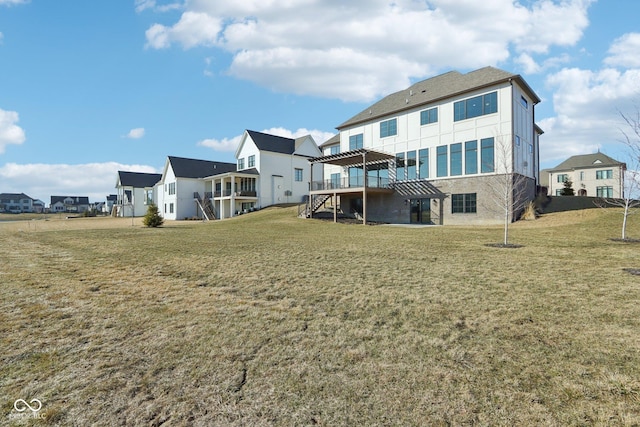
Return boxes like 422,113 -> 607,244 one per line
319,134 -> 340,148
0,192 -> 32,201
118,171 -> 162,188
51,196 -> 90,205
338,66 -> 539,129
168,156 -> 236,179
247,130 -> 295,154
549,153 -> 625,171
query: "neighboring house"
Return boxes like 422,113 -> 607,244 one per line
205,130 -> 322,219
0,193 -> 34,213
115,171 -> 162,217
156,156 -> 236,220
104,194 -> 117,214
50,196 -> 91,213
308,66 -> 542,225
543,152 -> 626,198
32,199 -> 45,213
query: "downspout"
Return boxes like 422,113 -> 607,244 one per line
510,78 -> 515,223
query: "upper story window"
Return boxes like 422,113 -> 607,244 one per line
330,145 -> 340,155
596,169 -> 613,179
168,182 -> 176,195
454,91 -> 497,122
420,108 -> 438,125
238,158 -> 245,170
480,137 -> 495,173
380,118 -> 397,138
248,155 -> 255,168
557,174 -> 568,183
349,134 -> 363,150
520,96 -> 528,109
294,168 -> 303,182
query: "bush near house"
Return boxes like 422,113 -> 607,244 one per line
142,204 -> 164,227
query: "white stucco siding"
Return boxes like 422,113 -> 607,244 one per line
161,167 -> 177,220
175,178 -> 205,220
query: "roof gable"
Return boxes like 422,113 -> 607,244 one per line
246,130 -> 295,155
167,156 -> 236,179
338,66 -> 539,129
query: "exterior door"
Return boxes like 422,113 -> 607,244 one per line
410,198 -> 431,224
271,175 -> 284,205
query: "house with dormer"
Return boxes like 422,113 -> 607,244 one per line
542,152 -> 626,198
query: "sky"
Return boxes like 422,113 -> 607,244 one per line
1,0 -> 640,204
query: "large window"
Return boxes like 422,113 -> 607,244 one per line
480,137 -> 494,173
557,174 -> 568,183
330,145 -> 340,155
349,134 -> 363,150
465,140 -> 478,175
396,153 -> 405,181
407,151 -> 417,180
380,119 -> 397,138
420,108 -> 438,125
454,92 -> 498,121
349,167 -> 364,187
367,163 -> 389,188
238,158 -> 245,170
418,148 -> 429,179
437,145 -> 448,177
294,168 -> 303,182
450,143 -> 462,176
248,155 -> 255,168
452,193 -> 477,214
597,186 -> 613,197
596,169 -> 613,179
168,182 -> 176,195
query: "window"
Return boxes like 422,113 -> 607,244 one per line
597,186 -> 613,197
238,158 -> 245,170
521,96 -> 528,109
450,143 -> 462,176
380,119 -> 397,138
452,193 -> 477,213
294,168 -> 303,182
330,145 -> 340,155
330,173 -> 341,189
579,171 -> 584,181
420,108 -> 438,125
465,140 -> 477,175
515,135 -> 521,146
407,151 -> 417,180
454,92 -> 497,121
349,167 -> 364,187
557,174 -> 568,183
349,134 -> 363,150
596,169 -> 613,179
396,153 -> 405,181
248,155 -> 255,168
480,137 -> 494,173
145,189 -> 153,205
169,203 -> 174,214
418,148 -> 429,179
437,145 -> 448,177
168,182 -> 176,195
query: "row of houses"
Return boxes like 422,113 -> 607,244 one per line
116,66 -> 626,225
0,194 -> 116,214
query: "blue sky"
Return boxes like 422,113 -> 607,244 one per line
1,0 -> 639,203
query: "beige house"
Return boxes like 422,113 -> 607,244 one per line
543,153 -> 626,198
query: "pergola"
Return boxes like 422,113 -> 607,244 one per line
308,148 -> 396,224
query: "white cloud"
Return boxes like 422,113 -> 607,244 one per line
0,162 -> 158,204
0,0 -> 29,5
135,0 -> 181,13
198,128 -> 336,152
605,33 -> 640,68
0,108 -> 26,154
539,67 -> 640,165
144,0 -> 594,102
125,128 -> 145,139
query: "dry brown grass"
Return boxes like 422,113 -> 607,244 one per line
1,206 -> 639,426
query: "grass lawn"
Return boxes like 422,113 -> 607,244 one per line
1,207 -> 639,426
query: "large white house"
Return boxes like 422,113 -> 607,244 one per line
308,66 -> 542,225
156,156 -> 236,221
205,130 -> 322,219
